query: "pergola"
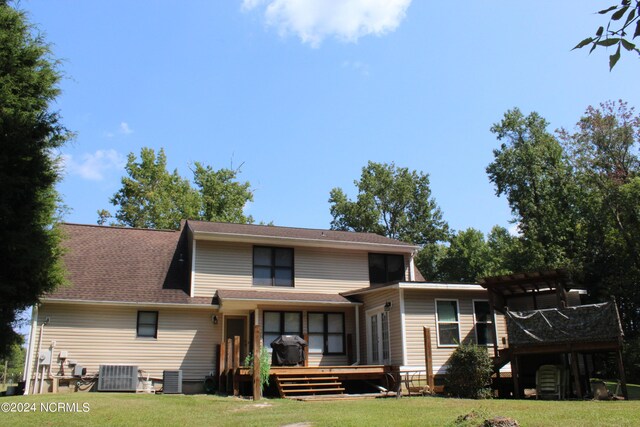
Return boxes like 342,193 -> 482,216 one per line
479,270 -> 628,400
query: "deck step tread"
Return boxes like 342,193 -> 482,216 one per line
281,382 -> 342,388
278,376 -> 339,381
283,388 -> 346,394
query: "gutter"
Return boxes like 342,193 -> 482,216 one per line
23,305 -> 38,395
43,298 -> 219,310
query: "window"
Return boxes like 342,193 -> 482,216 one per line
368,253 -> 405,285
253,246 -> 294,287
263,311 -> 302,348
435,300 -> 460,346
474,300 -> 495,346
137,311 -> 158,338
308,313 -> 345,355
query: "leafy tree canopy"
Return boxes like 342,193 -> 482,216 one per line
0,2 -> 70,358
329,161 -> 449,246
574,1 -> 640,70
488,101 -> 640,338
103,147 -> 254,230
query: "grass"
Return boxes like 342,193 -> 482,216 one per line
1,393 -> 640,426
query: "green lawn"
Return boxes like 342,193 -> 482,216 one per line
1,393 -> 640,427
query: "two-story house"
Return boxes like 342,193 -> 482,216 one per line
24,220 -> 509,395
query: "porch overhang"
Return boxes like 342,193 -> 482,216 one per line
215,289 -> 360,312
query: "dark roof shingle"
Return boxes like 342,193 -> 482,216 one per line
187,220 -> 416,248
47,224 -> 209,305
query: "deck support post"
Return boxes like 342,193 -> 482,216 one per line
218,341 -> 226,392
233,335 -> 241,396
512,354 -> 520,399
253,325 -> 262,400
303,333 -> 309,367
616,347 -> 629,400
570,351 -> 582,398
423,327 -> 434,393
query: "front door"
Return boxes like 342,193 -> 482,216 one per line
367,308 -> 390,365
225,317 -> 247,363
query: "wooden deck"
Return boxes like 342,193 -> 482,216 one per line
220,365 -> 396,398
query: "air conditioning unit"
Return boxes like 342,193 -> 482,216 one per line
98,365 -> 138,392
163,370 -> 182,394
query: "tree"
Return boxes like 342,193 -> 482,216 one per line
487,108 -> 582,271
329,161 -> 449,245
0,2 -> 70,358
105,147 -> 253,229
557,100 -> 640,337
574,1 -> 640,70
437,228 -> 490,283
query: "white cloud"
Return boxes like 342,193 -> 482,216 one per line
342,60 -> 370,76
61,149 -> 125,181
119,122 -> 133,135
242,0 -> 412,47
103,122 -> 134,138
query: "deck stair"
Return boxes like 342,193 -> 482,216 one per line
274,373 -> 345,398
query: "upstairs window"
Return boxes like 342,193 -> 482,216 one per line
473,300 -> 495,346
137,311 -> 158,338
253,246 -> 294,287
369,253 -> 405,285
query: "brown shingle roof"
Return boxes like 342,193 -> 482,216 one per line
187,220 -> 417,249
47,224 -> 211,305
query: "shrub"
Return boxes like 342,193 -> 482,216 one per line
243,346 -> 271,392
445,343 -> 494,399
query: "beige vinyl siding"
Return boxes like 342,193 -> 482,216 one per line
355,288 -> 403,366
32,303 -> 219,381
403,290 -> 507,374
194,241 -> 371,297
256,305 -> 356,367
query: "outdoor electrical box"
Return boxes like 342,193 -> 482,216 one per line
38,349 -> 52,365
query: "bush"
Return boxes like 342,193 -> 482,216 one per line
445,343 -> 494,399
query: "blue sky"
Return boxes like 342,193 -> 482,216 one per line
23,0 -> 639,236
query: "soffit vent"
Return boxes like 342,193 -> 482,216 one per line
98,365 -> 138,392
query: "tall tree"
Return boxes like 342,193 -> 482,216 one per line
109,148 -> 200,229
558,100 -> 640,336
105,147 -> 253,229
329,161 -> 449,246
487,108 -> 582,271
0,2 -> 70,358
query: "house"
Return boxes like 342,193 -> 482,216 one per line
24,220 -> 513,396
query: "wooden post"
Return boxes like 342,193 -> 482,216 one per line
233,335 -> 241,396
218,341 -> 226,392
346,334 -> 353,365
226,338 -> 233,394
512,355 -> 521,399
423,327 -> 434,392
253,325 -> 262,400
616,348 -> 629,400
303,333 -> 309,367
570,351 -> 582,398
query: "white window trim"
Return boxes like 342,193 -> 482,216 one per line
472,299 -> 496,347
435,299 -> 460,348
366,305 -> 391,365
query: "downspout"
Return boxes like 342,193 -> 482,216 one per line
189,239 -> 197,298
354,305 -> 360,365
399,289 -> 408,367
23,305 -> 38,395
409,250 -> 417,281
33,314 -> 49,394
